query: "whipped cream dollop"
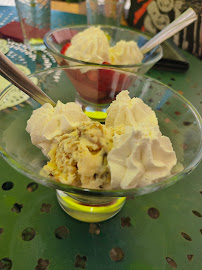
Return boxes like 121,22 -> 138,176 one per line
105,90 -> 159,131
65,27 -> 110,64
109,40 -> 143,65
26,101 -> 90,156
108,126 -> 177,189
106,91 -> 177,189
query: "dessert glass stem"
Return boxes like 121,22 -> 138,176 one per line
75,93 -> 109,121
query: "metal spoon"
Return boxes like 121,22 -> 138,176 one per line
0,51 -> 56,106
140,8 -> 197,55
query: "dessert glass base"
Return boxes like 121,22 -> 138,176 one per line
56,190 -> 126,222
25,38 -> 46,51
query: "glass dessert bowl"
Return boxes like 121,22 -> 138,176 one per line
0,66 -> 201,223
44,25 -> 163,119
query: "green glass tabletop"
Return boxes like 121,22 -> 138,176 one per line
0,6 -> 202,270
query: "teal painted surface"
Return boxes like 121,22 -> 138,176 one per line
1,154 -> 202,270
0,6 -> 202,270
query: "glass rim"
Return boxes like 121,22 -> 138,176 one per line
44,24 -> 163,68
0,65 -> 202,197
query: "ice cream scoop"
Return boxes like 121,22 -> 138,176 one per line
41,121 -> 114,189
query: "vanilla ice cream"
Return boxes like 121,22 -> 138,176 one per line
64,27 -> 143,66
27,91 -> 178,190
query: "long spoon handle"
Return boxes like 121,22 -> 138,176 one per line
140,8 -> 197,55
0,51 -> 56,106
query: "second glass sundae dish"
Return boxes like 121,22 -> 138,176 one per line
0,66 -> 201,222
44,26 -> 163,120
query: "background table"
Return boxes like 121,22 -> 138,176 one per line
0,6 -> 202,270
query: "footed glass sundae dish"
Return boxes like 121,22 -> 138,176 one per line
44,25 -> 163,119
0,66 -> 201,222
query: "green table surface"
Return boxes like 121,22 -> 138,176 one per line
0,6 -> 202,270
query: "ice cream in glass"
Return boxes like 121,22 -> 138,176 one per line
44,26 -> 163,119
26,91 -> 178,191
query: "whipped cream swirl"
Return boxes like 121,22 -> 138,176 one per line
65,27 -> 110,64
106,91 -> 177,189
109,40 -> 143,65
26,101 -> 90,156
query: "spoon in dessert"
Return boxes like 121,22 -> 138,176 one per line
0,51 -> 56,106
140,8 -> 197,55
